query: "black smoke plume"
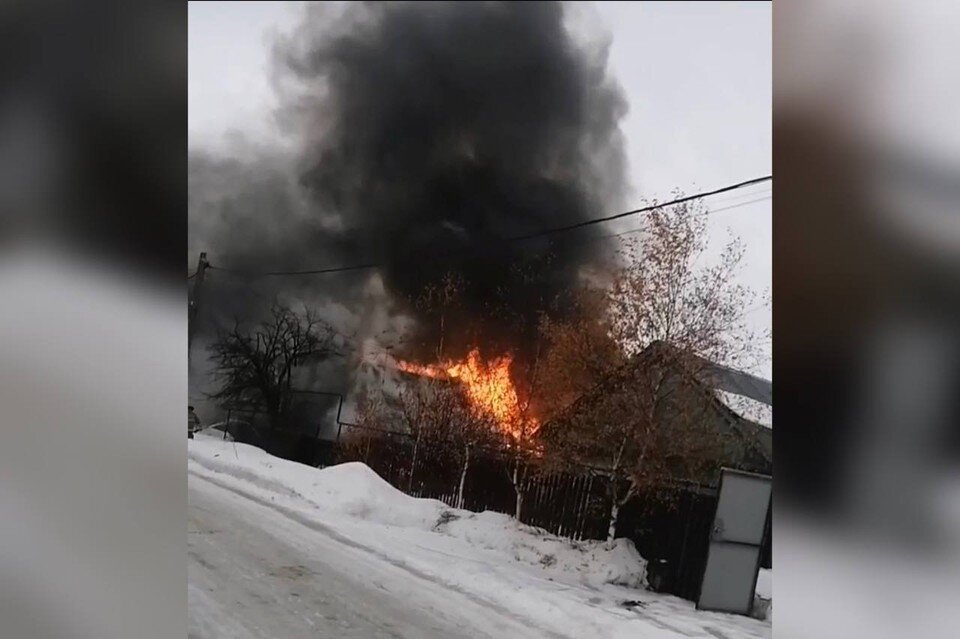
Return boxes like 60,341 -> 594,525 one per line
191,1 -> 627,366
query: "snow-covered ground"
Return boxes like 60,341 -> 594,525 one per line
190,471 -> 548,638
188,435 -> 771,638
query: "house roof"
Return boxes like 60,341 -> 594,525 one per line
634,342 -> 771,405
698,360 -> 772,406
541,341 -> 773,471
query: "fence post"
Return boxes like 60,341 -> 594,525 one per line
556,473 -> 574,538
574,475 -> 589,540
675,491 -> 695,592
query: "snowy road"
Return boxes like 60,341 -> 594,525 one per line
188,471 -> 556,639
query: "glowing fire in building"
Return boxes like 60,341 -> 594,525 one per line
395,348 -> 538,440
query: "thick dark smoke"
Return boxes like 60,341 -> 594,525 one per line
191,1 -> 627,365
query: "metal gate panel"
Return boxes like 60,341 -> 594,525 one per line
697,468 -> 771,615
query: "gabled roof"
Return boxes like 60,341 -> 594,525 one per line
632,342 -> 771,404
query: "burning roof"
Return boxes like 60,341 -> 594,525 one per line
358,347 -> 538,442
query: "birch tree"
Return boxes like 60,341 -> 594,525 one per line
445,389 -> 498,510
539,196 -> 764,542
395,376 -> 495,506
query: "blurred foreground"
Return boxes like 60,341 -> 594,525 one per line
776,1 -> 960,637
0,3 -> 185,638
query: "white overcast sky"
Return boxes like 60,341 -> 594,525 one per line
188,1 -> 771,378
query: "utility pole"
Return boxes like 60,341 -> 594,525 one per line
188,252 -> 209,360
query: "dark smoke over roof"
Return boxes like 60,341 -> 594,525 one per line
191,1 -> 628,361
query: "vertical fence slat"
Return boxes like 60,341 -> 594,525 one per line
550,474 -> 566,535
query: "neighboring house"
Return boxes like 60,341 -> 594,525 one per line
693,357 -> 773,578
703,361 -> 772,475
541,341 -> 772,480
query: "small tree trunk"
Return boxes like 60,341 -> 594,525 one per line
606,477 -> 621,543
606,500 -> 620,543
512,460 -> 524,520
407,429 -> 422,493
456,445 -> 471,509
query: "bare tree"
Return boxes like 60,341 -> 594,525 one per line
539,196 -> 764,542
340,385 -> 394,466
395,378 -> 441,493
543,344 -> 726,542
393,375 -> 496,507
400,270 -> 483,498
487,259 -> 558,520
608,194 -> 763,369
444,387 -> 498,510
209,302 -> 341,430
414,271 -> 464,361
498,336 -> 548,521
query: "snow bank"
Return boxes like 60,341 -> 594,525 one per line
188,437 -> 643,585
440,510 -> 647,588
189,437 -> 445,529
296,461 -> 449,529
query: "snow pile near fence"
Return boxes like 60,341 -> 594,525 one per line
439,510 -> 647,588
188,436 -> 645,587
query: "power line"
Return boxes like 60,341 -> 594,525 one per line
195,192 -> 768,280
699,186 -> 771,210
701,193 -> 771,216
215,260 -> 380,278
210,174 -> 772,278
506,175 -> 771,241
590,194 -> 772,244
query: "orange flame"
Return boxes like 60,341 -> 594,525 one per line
396,348 -> 538,440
